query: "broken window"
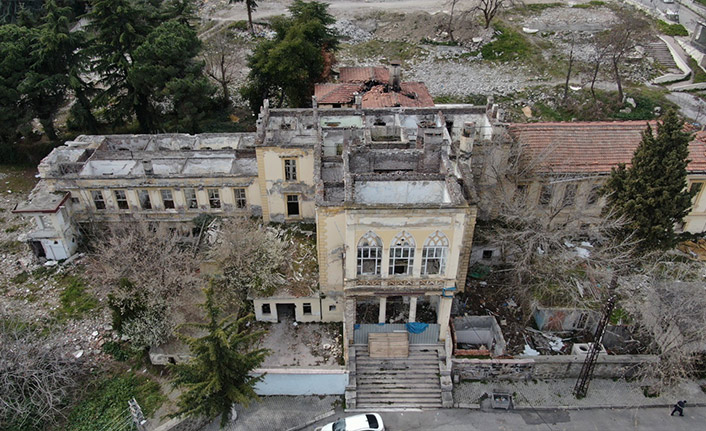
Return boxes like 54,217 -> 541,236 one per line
262,304 -> 271,314
114,190 -> 129,209
563,183 -> 577,207
286,194 -> 300,217
208,188 -> 221,209
234,188 -> 247,209
389,231 -> 415,276
138,190 -> 152,210
303,303 -> 312,315
161,189 -> 175,209
539,184 -> 553,207
284,158 -> 297,181
482,250 -> 493,260
329,305 -> 336,312
587,184 -> 601,206
690,181 -> 704,199
184,188 -> 198,209
422,231 -> 448,275
357,231 -> 382,275
91,190 -> 106,210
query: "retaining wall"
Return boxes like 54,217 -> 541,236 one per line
452,354 -> 659,381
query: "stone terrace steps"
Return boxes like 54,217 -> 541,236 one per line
647,41 -> 678,70
353,344 -> 444,409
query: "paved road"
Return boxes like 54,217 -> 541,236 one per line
630,0 -> 705,33
308,407 -> 706,431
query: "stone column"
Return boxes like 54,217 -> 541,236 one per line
344,297 -> 356,345
378,297 -> 387,323
409,296 -> 418,322
437,295 -> 453,340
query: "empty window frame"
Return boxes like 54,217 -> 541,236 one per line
161,189 -> 175,209
184,188 -> 198,209
114,190 -> 129,209
539,184 -> 553,207
91,190 -> 106,210
389,231 -> 416,276
587,184 -> 601,206
138,190 -> 152,210
286,194 -> 300,217
262,303 -> 271,314
303,303 -> 312,315
563,183 -> 577,207
357,231 -> 383,275
422,231 -> 448,275
690,181 -> 704,200
329,304 -> 337,312
283,158 -> 297,181
482,250 -> 494,260
234,188 -> 247,209
208,188 -> 221,209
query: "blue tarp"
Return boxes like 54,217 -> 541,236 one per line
406,322 -> 429,334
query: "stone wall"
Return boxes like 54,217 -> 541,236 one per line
452,355 -> 658,381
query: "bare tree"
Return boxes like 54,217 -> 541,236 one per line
0,318 -> 81,430
589,36 -> 610,101
202,30 -> 246,105
87,223 -> 202,349
446,0 -> 462,42
473,0 -> 518,29
563,38 -> 575,104
598,10 -> 649,102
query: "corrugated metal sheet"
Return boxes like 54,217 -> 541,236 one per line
354,323 -> 440,345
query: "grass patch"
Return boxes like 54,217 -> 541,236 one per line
434,94 -> 488,105
0,165 -> 39,192
228,20 -> 250,31
688,57 -> 706,83
342,39 -> 425,64
32,265 -> 58,279
11,271 -> 29,284
54,275 -> 99,321
102,341 -> 139,362
66,372 -> 165,431
481,24 -> 533,62
0,239 -> 23,254
657,20 -> 689,37
573,1 -> 606,9
5,225 -> 20,233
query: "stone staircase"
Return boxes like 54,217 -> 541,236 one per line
346,344 -> 452,409
647,41 -> 679,70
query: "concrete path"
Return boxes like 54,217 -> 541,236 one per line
454,378 -> 706,410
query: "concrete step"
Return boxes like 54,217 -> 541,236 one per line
358,386 -> 441,393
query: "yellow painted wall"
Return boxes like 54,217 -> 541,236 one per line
256,146 -> 316,222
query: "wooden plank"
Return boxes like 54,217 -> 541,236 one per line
369,332 -> 409,358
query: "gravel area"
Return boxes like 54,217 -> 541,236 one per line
454,378 -> 706,408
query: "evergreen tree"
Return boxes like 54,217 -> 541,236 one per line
170,285 -> 268,428
603,109 -> 694,250
241,0 -> 338,111
228,0 -> 258,33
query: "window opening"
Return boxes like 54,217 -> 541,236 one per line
482,250 -> 494,260
284,158 -> 297,181
138,190 -> 152,210
262,304 -> 271,314
208,189 -> 221,209
234,188 -> 247,209
161,189 -> 175,209
422,231 -> 448,275
329,305 -> 337,312
184,188 -> 198,209
539,184 -> 553,207
91,190 -> 106,210
389,231 -> 415,276
286,194 -> 300,216
303,303 -> 312,315
563,183 -> 577,207
357,231 -> 382,275
114,190 -> 129,209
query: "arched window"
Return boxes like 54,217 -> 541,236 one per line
422,231 -> 449,275
357,231 -> 382,275
389,231 -> 416,275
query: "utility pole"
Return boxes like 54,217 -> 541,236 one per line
573,276 -> 618,398
128,398 -> 147,431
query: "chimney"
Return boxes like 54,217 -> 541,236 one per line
459,122 -> 476,156
354,92 -> 362,110
388,60 -> 401,91
142,159 -> 153,176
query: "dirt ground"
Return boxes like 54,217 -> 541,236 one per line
256,320 -> 344,368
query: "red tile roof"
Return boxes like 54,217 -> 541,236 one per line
509,121 -> 706,174
361,83 -> 434,108
314,83 -> 364,104
339,66 -> 389,83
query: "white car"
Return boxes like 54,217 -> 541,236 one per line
316,413 -> 384,431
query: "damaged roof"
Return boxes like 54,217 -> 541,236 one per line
339,66 -> 389,83
361,83 -> 434,108
509,121 -> 706,174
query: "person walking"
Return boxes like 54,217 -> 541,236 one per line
671,400 -> 687,416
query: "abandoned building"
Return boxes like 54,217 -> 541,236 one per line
13,94 -> 706,372
314,63 -> 435,109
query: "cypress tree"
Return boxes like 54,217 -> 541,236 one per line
604,109 -> 694,250
170,285 -> 269,428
